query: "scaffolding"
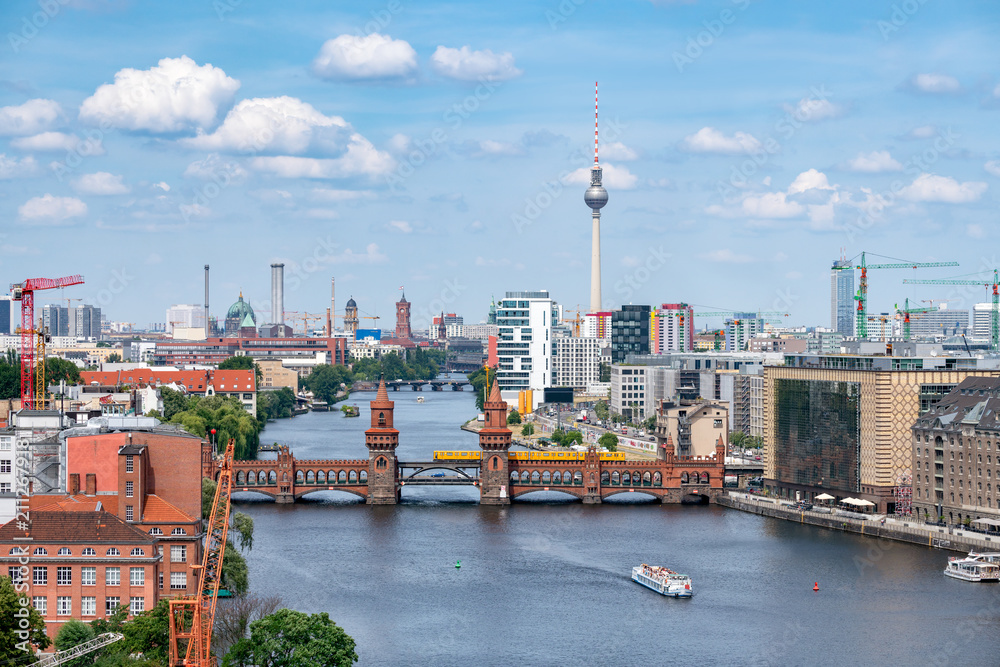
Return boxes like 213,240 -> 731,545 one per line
894,471 -> 913,517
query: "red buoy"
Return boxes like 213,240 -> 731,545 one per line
813,582 -> 819,591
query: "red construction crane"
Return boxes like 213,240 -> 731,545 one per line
9,275 -> 84,409
169,438 -> 234,666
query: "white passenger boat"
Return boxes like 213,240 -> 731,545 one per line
944,556 -> 1000,582
632,564 -> 692,598
966,551 -> 1000,564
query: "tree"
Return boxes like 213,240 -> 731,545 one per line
563,430 -> 583,446
303,365 -> 352,406
223,609 -> 357,667
521,424 -> 534,437
170,395 -> 261,460
598,432 -> 619,452
106,353 -> 122,364
55,619 -> 95,667
219,356 -> 263,385
550,429 -> 565,446
222,544 -> 250,596
0,352 -> 18,401
594,400 -> 609,421
467,367 -> 489,411
506,409 -> 521,425
598,362 -> 611,383
117,599 -> 171,663
642,416 -> 657,431
214,594 -> 284,659
44,357 -> 82,386
232,512 -> 254,552
0,574 -> 50,662
203,478 -> 217,519
161,387 -> 189,420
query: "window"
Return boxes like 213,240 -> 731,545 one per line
33,567 -> 47,585
170,546 -> 187,563
170,572 -> 187,590
81,567 -> 96,586
0,483 -> 9,494
130,597 -> 144,615
126,505 -> 133,521
32,597 -> 46,615
57,596 -> 71,616
106,597 -> 120,614
81,596 -> 96,616
159,572 -> 163,590
56,567 -> 71,586
57,547 -> 71,556
126,481 -> 133,498
130,548 -> 145,557
8,567 -> 22,584
149,528 -> 163,536
34,547 -> 47,555
0,460 -> 10,473
130,567 -> 144,586
126,455 -> 133,473
171,528 -> 186,536
106,567 -> 120,586
106,548 -> 120,556
82,548 -> 96,556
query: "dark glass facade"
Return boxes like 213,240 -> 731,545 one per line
611,305 -> 650,363
774,379 -> 860,493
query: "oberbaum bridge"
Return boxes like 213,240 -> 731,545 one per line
205,379 -> 734,506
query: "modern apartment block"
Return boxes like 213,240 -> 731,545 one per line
553,336 -> 606,390
610,305 -> 650,363
650,303 -> 694,353
496,291 -> 556,395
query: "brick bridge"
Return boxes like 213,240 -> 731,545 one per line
208,378 -> 725,506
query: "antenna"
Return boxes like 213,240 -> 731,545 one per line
594,81 -> 599,166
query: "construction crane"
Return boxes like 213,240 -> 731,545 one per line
564,308 -> 583,337
10,275 -> 84,409
33,633 -> 123,666
284,311 -> 323,336
903,269 -> 999,351
34,326 -> 50,409
894,298 -> 935,341
169,438 -> 235,667
831,252 -> 958,340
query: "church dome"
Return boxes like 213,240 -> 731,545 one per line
226,293 -> 255,324
346,296 -> 357,308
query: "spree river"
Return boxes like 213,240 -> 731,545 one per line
234,376 -> 1000,667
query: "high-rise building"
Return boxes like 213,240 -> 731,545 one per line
165,304 -> 206,335
395,291 -> 412,339
581,311 -> 612,340
906,305 -> 968,339
0,297 -> 12,335
585,82 -> 608,313
69,304 -> 101,339
831,259 -> 855,336
611,305 -> 650,363
496,291 -> 555,394
972,303 -> 999,341
42,305 -> 69,336
651,303 -> 694,353
725,313 -> 765,352
553,336 -> 606,389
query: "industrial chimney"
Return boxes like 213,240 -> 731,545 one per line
330,277 -> 335,335
271,263 -> 285,334
204,264 -> 210,338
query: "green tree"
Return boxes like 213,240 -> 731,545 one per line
0,352 -> 18,401
598,432 -> 619,452
222,544 -> 250,596
506,409 -> 521,425
55,619 -> 95,667
106,353 -> 123,364
223,609 -> 357,667
642,416 -> 657,431
44,357 -> 82,386
161,387 -> 189,420
170,394 -> 261,460
550,429 -> 565,446
521,424 -> 534,437
467,367 -> 489,411
232,512 -> 254,552
117,599 -> 171,663
0,574 -> 51,662
598,362 -> 611,383
203,477 -> 218,519
219,356 -> 263,385
302,365 -> 353,406
563,430 -> 584,446
594,399 -> 609,421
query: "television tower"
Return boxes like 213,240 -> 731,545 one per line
584,81 -> 608,313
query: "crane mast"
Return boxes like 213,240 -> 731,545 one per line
903,269 -> 1000,351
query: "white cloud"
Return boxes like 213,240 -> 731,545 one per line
911,73 -> 961,94
601,142 -> 640,161
305,209 -> 339,220
788,169 -> 835,194
563,163 -> 638,189
312,34 -> 417,80
324,243 -> 387,265
967,224 -> 987,239
899,173 -> 987,203
477,140 -> 522,156
985,161 -> 1000,178
709,169 -> 842,227
0,153 -> 38,179
741,192 -> 804,219
621,256 -> 642,268
847,150 -> 903,173
310,188 -> 374,202
994,83 -> 1000,98
145,253 -> 163,265
475,257 -> 511,267
250,136 -> 395,179
700,249 -> 754,263
182,96 -> 350,154
784,97 -> 844,121
430,45 -> 522,82
71,171 -> 130,195
12,131 -> 104,155
387,133 -> 412,155
680,127 -> 761,155
79,55 -> 240,132
183,153 -> 248,181
907,125 -> 937,139
179,203 -> 210,218
153,181 -> 170,191
18,194 -> 87,224
388,220 -> 412,233
0,99 -> 63,136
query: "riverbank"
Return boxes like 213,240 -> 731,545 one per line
718,491 -> 1000,555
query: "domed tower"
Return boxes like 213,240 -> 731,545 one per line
395,289 -> 411,339
365,377 -> 400,504
224,292 -> 256,337
584,82 -> 608,314
479,375 -> 512,505
345,296 -> 359,339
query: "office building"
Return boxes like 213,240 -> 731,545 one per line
831,259 -> 855,336
725,313 -> 766,352
165,304 -> 206,336
907,305 -> 968,339
610,305 -> 650,363
0,297 -> 14,335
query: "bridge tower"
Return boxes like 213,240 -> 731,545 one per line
582,446 -> 602,504
365,377 -> 400,504
479,377 -> 511,505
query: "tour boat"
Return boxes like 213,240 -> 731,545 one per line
944,556 -> 1000,582
966,551 -> 1000,564
632,564 -> 693,598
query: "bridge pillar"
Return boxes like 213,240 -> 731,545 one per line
479,377 -> 510,505
366,378 -> 401,504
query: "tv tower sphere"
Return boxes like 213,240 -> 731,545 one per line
585,168 -> 608,209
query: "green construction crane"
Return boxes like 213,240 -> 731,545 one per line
902,269 -> 1000,351
832,252 -> 959,339
893,297 -> 935,341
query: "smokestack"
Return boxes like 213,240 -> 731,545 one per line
69,473 -> 80,495
204,264 -> 210,338
331,277 -> 335,335
85,473 -> 96,496
326,307 -> 332,337
270,263 -> 285,334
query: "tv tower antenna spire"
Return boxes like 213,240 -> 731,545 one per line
584,81 -> 608,313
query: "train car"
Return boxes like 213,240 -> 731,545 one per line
433,450 -> 629,462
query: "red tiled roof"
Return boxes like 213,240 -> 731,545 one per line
30,495 -> 103,513
142,495 -> 195,524
0,511 -> 155,544
79,368 -> 255,392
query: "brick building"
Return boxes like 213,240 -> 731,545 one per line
80,368 -> 256,416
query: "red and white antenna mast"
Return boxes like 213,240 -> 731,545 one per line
594,81 -> 599,166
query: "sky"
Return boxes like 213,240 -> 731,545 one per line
1,0 -> 999,333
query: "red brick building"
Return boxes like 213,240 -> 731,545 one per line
150,337 -> 348,366
79,368 -> 256,415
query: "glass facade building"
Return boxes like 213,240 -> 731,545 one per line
611,305 -> 650,363
831,260 -> 855,336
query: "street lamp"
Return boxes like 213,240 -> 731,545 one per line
210,428 -> 217,451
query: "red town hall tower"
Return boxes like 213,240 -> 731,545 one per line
478,377 -> 512,505
365,377 -> 400,504
395,291 -> 411,339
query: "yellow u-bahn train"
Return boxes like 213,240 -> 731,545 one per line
433,450 -> 628,462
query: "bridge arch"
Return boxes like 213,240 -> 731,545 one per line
269,470 -> 277,484
602,489 -> 662,502
230,489 -> 277,500
510,487 -> 583,501
294,488 -> 367,501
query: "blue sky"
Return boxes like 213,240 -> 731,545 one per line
1,0 -> 998,332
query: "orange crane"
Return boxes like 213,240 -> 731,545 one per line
284,311 -> 323,335
169,438 -> 234,667
10,275 -> 84,409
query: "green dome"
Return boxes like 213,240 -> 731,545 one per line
227,293 -> 255,324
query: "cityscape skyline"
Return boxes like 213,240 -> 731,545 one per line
1,1 -> 998,328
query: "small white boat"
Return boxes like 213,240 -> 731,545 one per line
632,564 -> 692,598
966,551 -> 1000,564
944,556 -> 1000,582
416,396 -> 424,403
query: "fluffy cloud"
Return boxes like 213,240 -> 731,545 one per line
709,169 -> 841,227
312,34 -> 417,80
601,141 -> 639,161
967,224 -> 987,239
700,249 -> 754,263
899,173 -> 987,203
0,99 -> 63,135
18,194 -> 87,224
985,161 -> 1000,178
249,135 -> 395,179
475,140 -> 522,156
182,97 -> 349,154
906,125 -> 937,140
784,97 -> 844,121
388,220 -> 412,233
183,153 -> 248,181
71,171 -> 130,195
12,131 -> 104,155
430,45 -> 522,82
0,154 -> 38,179
740,192 -> 804,219
563,163 -> 638,189
847,150 -> 903,173
680,127 -> 761,155
910,73 -> 961,94
79,56 -> 240,132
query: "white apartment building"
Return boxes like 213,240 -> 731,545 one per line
749,375 -> 764,438
973,303 -> 998,341
496,291 -> 555,399
581,312 -> 612,340
0,429 -> 14,525
445,323 -> 499,340
553,336 -> 606,389
0,335 -> 77,352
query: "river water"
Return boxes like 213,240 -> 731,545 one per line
233,376 -> 1000,666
